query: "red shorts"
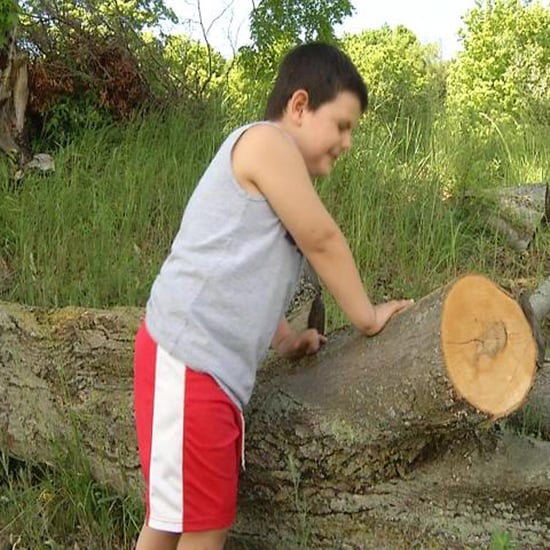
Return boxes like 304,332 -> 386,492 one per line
133,322 -> 243,533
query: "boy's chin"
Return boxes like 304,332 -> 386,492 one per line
318,167 -> 334,178
311,163 -> 333,178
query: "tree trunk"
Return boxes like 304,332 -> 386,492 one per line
0,274 -> 547,547
0,27 -> 29,164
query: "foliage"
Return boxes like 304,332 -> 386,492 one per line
227,0 -> 354,117
3,94 -> 549,312
0,0 -> 19,48
441,0 -> 550,192
1,3 -> 550,546
12,0 -> 235,148
222,51 -> 276,124
447,0 -> 550,130
342,25 -> 444,128
1,9 -> 550,540
161,33 -> 228,99
12,1 -> 183,146
19,0 -> 176,41
0,103 -> 226,307
489,530 -> 519,549
0,442 -> 142,548
249,0 -> 353,58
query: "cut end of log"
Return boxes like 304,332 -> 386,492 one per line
441,274 -> 537,418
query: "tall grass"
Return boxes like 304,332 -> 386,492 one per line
0,446 -> 141,548
1,104 -> 548,312
0,102 -> 549,547
316,113 -> 549,328
0,104 -> 227,308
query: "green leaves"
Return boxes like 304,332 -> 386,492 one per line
0,0 -> 19,48
342,25 -> 443,126
224,0 -> 355,120
447,0 -> 550,128
250,0 -> 353,49
245,0 -> 353,76
19,0 -> 176,35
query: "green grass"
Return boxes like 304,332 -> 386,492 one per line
0,447 -> 141,549
0,102 -> 549,548
0,106 -> 226,308
1,105 -> 548,313
489,530 -> 521,550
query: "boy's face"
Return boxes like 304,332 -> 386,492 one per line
297,90 -> 362,177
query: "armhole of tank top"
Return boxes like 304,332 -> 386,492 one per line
227,121 -> 287,202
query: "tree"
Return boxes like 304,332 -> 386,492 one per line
9,0 -> 179,145
249,0 -> 354,56
446,0 -> 550,129
342,25 -> 444,127
227,0 -> 354,118
0,0 -> 29,177
7,1 -> 230,146
0,0 -> 19,48
161,33 -> 228,100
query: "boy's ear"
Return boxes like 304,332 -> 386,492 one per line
288,89 -> 310,124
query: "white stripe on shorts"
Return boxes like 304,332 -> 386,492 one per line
148,346 -> 186,532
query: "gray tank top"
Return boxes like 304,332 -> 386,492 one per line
145,122 -> 304,409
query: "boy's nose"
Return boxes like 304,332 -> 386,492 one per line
342,132 -> 352,151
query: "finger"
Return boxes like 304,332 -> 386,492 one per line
396,299 -> 414,312
307,338 -> 322,354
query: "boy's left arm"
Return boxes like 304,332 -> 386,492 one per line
271,318 -> 327,360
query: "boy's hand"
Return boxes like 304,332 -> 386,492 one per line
364,299 -> 414,336
275,329 -> 327,360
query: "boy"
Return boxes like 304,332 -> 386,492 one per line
133,42 -> 412,550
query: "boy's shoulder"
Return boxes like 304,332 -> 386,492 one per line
233,122 -> 303,173
227,121 -> 310,200
236,121 -> 291,142
233,122 -> 297,160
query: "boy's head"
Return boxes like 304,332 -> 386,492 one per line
264,42 -> 368,121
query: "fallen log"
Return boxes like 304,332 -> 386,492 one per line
0,303 -> 143,490
464,182 -> 549,252
0,274 -> 547,547
530,276 -> 550,321
504,283 -> 550,441
230,432 -> 550,549
507,363 -> 550,439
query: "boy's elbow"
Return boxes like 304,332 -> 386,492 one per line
360,322 -> 378,336
351,305 -> 378,336
299,225 -> 341,256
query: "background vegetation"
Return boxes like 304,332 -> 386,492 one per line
1,0 -> 549,548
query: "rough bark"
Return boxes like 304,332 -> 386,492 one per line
0,274 -> 548,547
0,28 -> 29,161
507,359 -> 550,440
0,303 -> 143,491
464,182 -> 549,252
530,276 -> 550,321
0,26 -> 54,182
506,283 -> 550,439
230,432 -> 550,549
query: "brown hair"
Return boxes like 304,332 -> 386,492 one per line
264,42 -> 368,120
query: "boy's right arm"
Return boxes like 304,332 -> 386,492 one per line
232,124 -> 412,335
